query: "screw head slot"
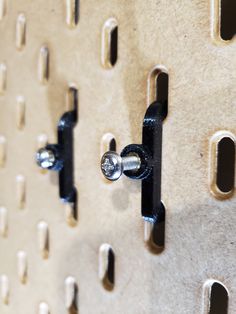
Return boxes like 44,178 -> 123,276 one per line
101,151 -> 142,181
101,152 -> 123,181
36,148 -> 56,169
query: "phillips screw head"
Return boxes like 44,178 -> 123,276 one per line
101,151 -> 141,181
36,148 -> 56,169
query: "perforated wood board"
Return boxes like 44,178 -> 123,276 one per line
0,1 -> 235,313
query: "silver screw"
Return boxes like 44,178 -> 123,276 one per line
36,148 -> 56,169
101,151 -> 141,181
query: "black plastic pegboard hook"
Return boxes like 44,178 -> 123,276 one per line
121,101 -> 167,222
36,89 -> 78,207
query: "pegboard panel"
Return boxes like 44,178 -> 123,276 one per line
0,1 -> 235,313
